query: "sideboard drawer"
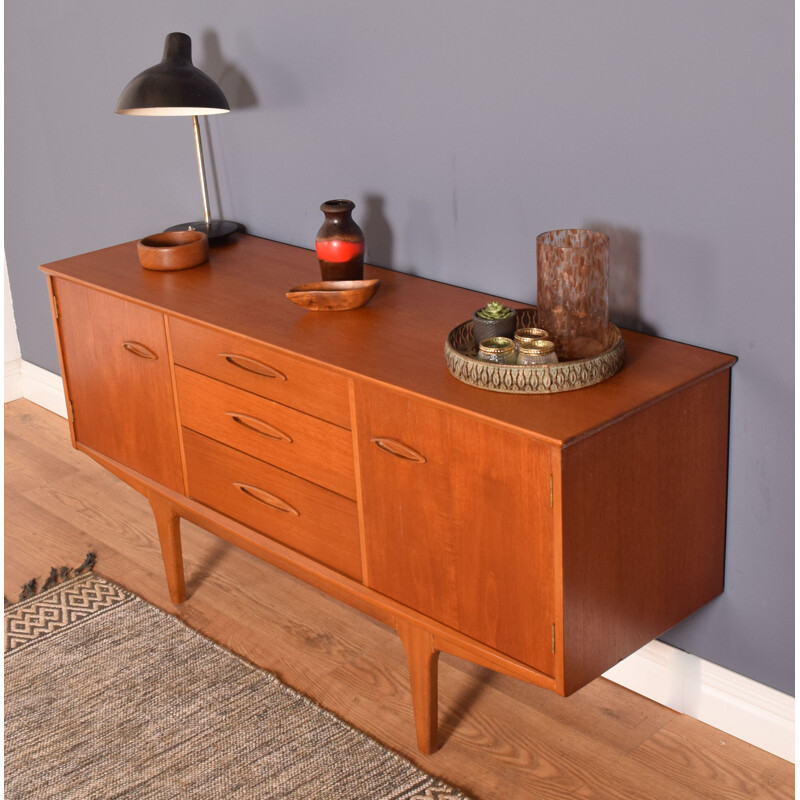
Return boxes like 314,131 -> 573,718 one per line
176,367 -> 356,500
183,430 -> 362,580
169,317 -> 351,428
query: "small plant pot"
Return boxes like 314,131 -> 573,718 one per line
472,308 -> 517,347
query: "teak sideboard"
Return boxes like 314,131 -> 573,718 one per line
42,234 -> 735,753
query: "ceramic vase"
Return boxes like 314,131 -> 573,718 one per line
315,199 -> 365,281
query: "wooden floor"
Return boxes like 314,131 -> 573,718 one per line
4,398 -> 793,799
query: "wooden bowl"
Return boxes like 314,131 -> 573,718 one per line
286,279 -> 381,311
137,231 -> 209,271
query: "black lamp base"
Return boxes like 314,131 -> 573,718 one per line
165,220 -> 241,241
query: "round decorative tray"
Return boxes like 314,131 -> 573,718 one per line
444,309 -> 625,394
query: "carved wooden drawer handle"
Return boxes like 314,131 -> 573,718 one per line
226,412 -> 293,443
370,437 -> 427,464
219,353 -> 287,381
122,341 -> 158,360
234,482 -> 299,516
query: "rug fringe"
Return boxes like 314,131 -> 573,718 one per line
4,552 -> 97,607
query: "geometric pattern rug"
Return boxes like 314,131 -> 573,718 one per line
4,571 -> 470,800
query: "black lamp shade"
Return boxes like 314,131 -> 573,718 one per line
115,32 -> 229,116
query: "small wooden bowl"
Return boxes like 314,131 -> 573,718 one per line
137,231 -> 209,271
286,279 -> 381,311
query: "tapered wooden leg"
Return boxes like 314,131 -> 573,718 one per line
398,620 -> 441,754
148,494 -> 186,604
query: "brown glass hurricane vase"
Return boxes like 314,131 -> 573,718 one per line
536,229 -> 609,361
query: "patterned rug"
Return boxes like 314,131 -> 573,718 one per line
4,569 -> 470,800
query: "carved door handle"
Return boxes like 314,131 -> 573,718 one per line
226,412 -> 292,443
234,482 -> 299,515
370,437 -> 427,464
219,353 -> 287,381
122,341 -> 158,360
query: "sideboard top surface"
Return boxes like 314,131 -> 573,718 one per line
41,234 -> 735,446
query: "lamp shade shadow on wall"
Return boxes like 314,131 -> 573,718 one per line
198,30 -> 258,110
115,31 -> 241,239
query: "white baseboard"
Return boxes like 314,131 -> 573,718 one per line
5,357 -> 23,404
5,358 -> 67,418
4,360 -> 795,762
604,641 -> 794,762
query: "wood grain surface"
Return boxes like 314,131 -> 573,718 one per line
169,314 -> 352,429
42,234 -> 739,749
557,370 -> 732,694
5,399 -> 791,800
175,366 -> 356,499
42,234 -> 736,446
51,278 -> 184,493
355,380 -> 556,676
182,429 -> 362,580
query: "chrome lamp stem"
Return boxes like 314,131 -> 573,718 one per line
192,115 -> 212,229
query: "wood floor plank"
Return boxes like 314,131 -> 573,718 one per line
4,398 -> 792,800
445,657 -> 678,756
630,714 -> 795,800
4,428 -> 78,493
4,486 -> 97,600
321,642 -> 717,800
4,399 -> 85,471
157,534 -> 395,691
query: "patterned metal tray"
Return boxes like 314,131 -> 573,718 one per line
444,309 -> 625,394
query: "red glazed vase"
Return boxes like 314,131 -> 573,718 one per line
315,199 -> 365,281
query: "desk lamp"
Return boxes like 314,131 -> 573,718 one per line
116,32 -> 239,239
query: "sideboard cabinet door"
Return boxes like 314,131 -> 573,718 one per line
52,279 -> 184,493
354,381 -> 556,675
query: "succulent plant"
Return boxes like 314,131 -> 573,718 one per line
476,302 -> 514,320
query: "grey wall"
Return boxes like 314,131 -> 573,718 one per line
5,1 -> 793,694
